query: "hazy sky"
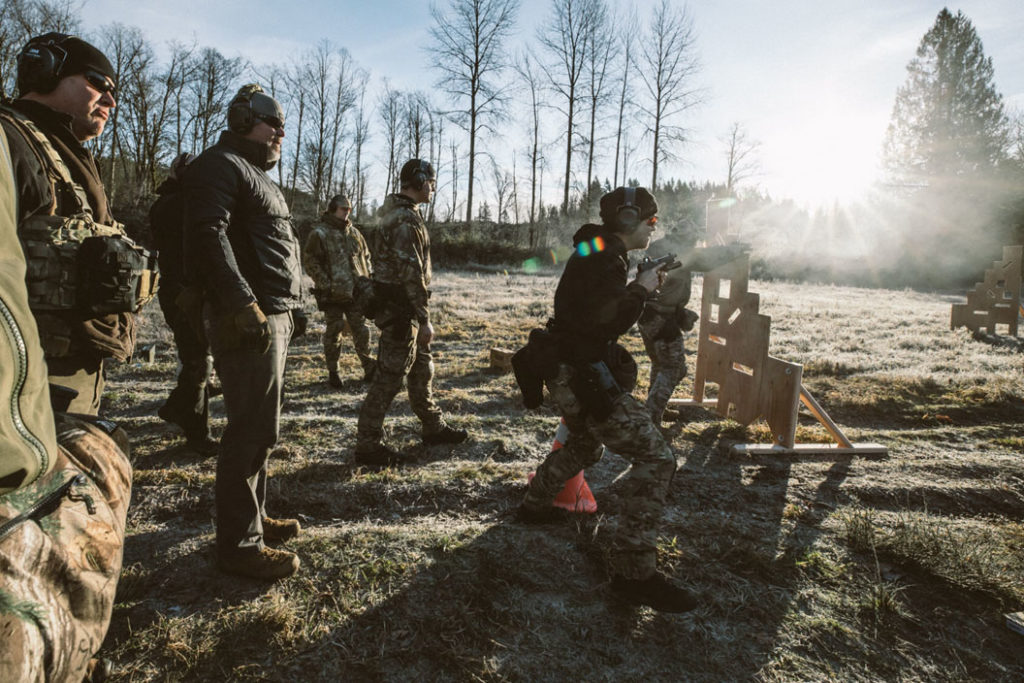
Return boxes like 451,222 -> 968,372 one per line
80,0 -> 1024,207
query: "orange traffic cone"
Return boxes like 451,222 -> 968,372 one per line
528,418 -> 597,513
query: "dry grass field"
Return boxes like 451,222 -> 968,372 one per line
100,269 -> 1024,681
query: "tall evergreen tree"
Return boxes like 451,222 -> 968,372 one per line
883,8 -> 1009,189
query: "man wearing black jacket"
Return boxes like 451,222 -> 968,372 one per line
151,152 -> 216,455
184,84 -> 303,580
518,186 -> 698,613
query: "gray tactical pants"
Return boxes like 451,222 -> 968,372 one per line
208,310 -> 293,557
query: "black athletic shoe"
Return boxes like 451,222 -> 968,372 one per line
422,425 -> 468,446
353,444 -> 414,468
611,572 -> 698,613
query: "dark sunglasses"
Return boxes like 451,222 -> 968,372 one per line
83,69 -> 116,96
255,113 -> 285,130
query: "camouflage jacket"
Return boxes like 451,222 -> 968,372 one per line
372,193 -> 432,324
303,213 -> 372,305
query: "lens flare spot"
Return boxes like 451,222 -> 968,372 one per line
576,237 -> 606,258
523,257 -> 541,273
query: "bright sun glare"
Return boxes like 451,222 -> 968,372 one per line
768,102 -> 883,209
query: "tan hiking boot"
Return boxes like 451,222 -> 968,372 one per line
262,517 -> 301,544
218,547 -> 300,580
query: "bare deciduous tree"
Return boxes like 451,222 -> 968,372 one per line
612,7 -> 638,188
722,121 -> 761,194
490,155 -> 512,223
636,0 -> 702,189
538,0 -> 601,214
429,0 -> 519,224
581,0 -> 615,209
97,23 -> 149,204
0,0 -> 82,99
351,72 -> 371,216
378,82 -> 403,198
513,51 -> 546,234
189,47 -> 245,153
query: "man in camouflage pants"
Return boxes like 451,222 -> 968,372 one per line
303,193 -> 376,388
640,230 -> 748,423
354,159 -> 466,466
519,186 -> 698,613
638,228 -> 697,424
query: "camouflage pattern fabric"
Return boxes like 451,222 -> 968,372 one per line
644,267 -> 692,316
322,303 -> 374,375
356,318 -> 442,451
0,413 -> 131,682
638,311 -> 688,423
371,194 -> 431,324
523,364 -> 676,579
303,214 -> 372,305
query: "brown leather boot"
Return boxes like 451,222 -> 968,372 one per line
262,517 -> 301,544
218,547 -> 300,580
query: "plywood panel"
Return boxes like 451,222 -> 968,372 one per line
951,245 -> 1022,336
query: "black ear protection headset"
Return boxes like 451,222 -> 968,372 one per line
17,33 -> 71,94
227,85 -> 265,135
408,160 -> 432,191
616,186 -> 641,232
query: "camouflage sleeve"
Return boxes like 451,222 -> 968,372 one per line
390,215 -> 430,324
351,229 -> 372,279
302,229 -> 328,289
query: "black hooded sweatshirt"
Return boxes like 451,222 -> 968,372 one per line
551,223 -> 648,362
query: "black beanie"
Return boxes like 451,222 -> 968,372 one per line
599,186 -> 658,228
19,33 -> 116,93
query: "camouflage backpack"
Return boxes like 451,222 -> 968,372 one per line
1,114 -> 133,683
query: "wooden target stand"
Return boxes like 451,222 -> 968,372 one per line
950,245 -> 1023,337
667,198 -> 886,457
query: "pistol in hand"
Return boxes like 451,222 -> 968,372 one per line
638,253 -> 682,274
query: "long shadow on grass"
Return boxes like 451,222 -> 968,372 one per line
102,427 -> 859,680
249,435 -> 859,679
669,425 -> 855,679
